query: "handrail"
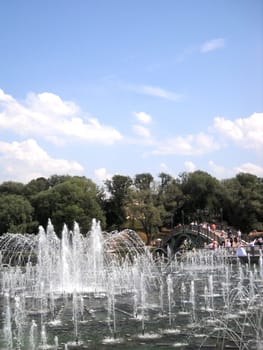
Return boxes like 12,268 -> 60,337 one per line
161,224 -> 220,249
172,224 -> 220,241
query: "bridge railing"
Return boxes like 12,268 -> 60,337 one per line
189,224 -> 221,243
161,225 -> 262,255
175,224 -> 220,241
162,224 -> 221,249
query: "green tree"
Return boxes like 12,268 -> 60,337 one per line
222,173 -> 263,232
134,173 -> 154,191
0,194 -> 34,234
104,175 -> 133,230
32,176 -> 105,234
157,173 -> 184,228
48,174 -> 72,188
23,177 -> 49,198
126,174 -> 165,244
0,181 -> 25,195
30,189 -> 58,229
179,170 -> 226,223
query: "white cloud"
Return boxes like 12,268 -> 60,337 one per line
159,163 -> 178,178
152,132 -> 219,156
175,38 -> 225,63
134,111 -> 152,124
160,163 -> 169,172
0,88 -> 122,145
136,85 -> 182,102
132,125 -> 152,139
208,160 -> 226,178
234,162 -> 263,177
0,89 -> 14,103
184,161 -> 196,172
0,139 -> 84,183
207,161 -> 263,179
94,168 -> 112,182
214,112 -> 263,150
26,91 -> 79,116
200,38 -> 225,53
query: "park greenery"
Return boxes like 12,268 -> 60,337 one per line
0,171 -> 262,244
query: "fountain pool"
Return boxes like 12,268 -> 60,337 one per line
0,219 -> 262,349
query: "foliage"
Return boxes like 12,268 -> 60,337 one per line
179,170 -> 226,223
0,181 -> 25,195
126,173 -> 165,244
0,171 -> 262,237
222,173 -> 263,232
157,173 -> 184,227
0,194 -> 35,233
134,173 -> 154,191
23,177 -> 50,197
104,175 -> 133,230
32,176 -> 105,234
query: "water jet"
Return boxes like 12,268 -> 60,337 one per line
0,219 -> 262,349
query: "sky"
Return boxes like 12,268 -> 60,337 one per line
0,0 -> 262,185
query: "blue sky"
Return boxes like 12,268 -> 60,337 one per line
0,0 -> 262,185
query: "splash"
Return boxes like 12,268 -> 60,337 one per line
0,220 -> 262,349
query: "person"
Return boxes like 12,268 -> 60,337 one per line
211,223 -> 216,232
248,238 -> 256,255
248,238 -> 256,246
207,242 -> 213,249
225,239 -> 231,249
236,244 -> 247,257
219,236 -> 225,247
232,237 -> 238,248
212,240 -> 218,249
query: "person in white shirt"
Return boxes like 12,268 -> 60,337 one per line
225,239 -> 231,248
248,239 -> 256,246
236,244 -> 247,257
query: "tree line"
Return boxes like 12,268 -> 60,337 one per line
0,171 -> 262,244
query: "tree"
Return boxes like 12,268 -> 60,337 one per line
158,172 -> 173,189
157,173 -> 184,227
48,174 -> 72,188
23,177 -> 50,198
32,176 -> 105,234
0,181 -> 25,195
134,173 -> 154,191
0,194 -> 34,234
128,188 -> 165,245
104,175 -> 133,229
30,189 -> 58,229
179,170 -> 226,223
222,173 -> 263,232
126,174 -> 165,245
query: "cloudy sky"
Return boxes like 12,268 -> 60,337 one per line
0,0 -> 262,184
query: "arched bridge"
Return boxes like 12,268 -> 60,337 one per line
158,224 -> 220,256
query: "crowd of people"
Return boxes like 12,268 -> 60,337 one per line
153,222 -> 263,259
203,224 -> 263,257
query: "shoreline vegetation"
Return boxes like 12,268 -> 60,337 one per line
0,171 -> 262,244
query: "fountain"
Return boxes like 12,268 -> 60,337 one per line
0,219 -> 262,349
